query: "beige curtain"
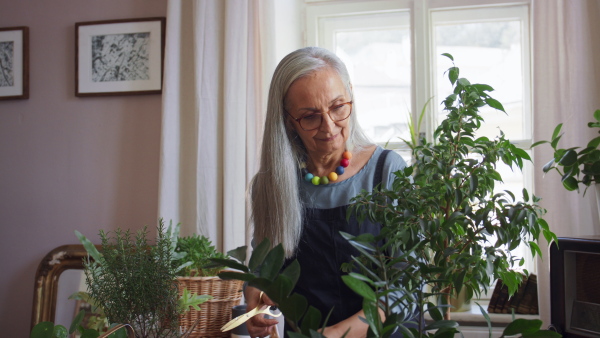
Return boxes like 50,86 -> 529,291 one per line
532,0 -> 600,325
158,0 -> 273,252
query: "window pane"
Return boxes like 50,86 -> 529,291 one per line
335,29 -> 411,143
435,20 -> 524,141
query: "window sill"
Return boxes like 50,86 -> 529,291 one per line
425,300 -> 540,327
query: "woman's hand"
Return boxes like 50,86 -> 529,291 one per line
244,286 -> 279,338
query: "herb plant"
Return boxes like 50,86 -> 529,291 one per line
172,233 -> 228,277
74,221 -> 210,338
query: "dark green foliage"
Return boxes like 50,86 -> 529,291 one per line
343,54 -> 558,336
172,233 -> 228,276
215,238 -> 327,337
30,312 -> 128,338
83,224 -> 181,338
215,54 -> 560,337
533,109 -> 600,194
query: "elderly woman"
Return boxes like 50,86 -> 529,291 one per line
245,47 -> 407,338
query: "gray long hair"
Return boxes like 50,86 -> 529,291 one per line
251,47 -> 373,257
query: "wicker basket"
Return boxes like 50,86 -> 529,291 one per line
178,275 -> 244,337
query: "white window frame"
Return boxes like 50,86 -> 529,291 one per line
305,0 -> 536,301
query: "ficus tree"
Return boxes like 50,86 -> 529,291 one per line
216,54 -> 559,337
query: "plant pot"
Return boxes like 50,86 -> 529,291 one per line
449,287 -> 471,312
177,275 -> 244,337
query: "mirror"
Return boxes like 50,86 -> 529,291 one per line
31,244 -> 97,329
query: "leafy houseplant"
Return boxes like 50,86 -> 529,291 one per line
166,222 -> 244,338
534,109 -> 600,193
171,232 -> 228,277
74,221 -> 210,338
214,54 -> 559,338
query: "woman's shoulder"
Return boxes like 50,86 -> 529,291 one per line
373,146 -> 407,170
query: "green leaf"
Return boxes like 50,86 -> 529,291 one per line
469,175 -> 478,194
559,149 -> 578,166
522,188 -> 530,202
300,306 -> 322,336
210,258 -> 248,272
457,78 -> 471,87
281,259 -> 301,288
362,298 -> 381,333
278,293 -> 308,322
529,241 -> 542,258
587,136 -> 600,149
485,97 -> 505,112
74,231 -> 102,263
427,302 -> 443,321
542,159 -> 555,173
227,245 -> 247,263
31,322 -> 55,338
530,140 -> 549,148
341,275 -> 376,302
512,147 -> 532,161
551,123 -> 563,140
218,271 -> 256,282
259,244 -> 285,281
502,318 -> 542,336
265,274 -> 294,304
522,330 -> 563,337
449,67 -> 459,85
474,302 -> 493,334
52,325 -> 68,338
80,329 -> 100,338
562,176 -> 579,191
594,109 -> 600,122
69,309 -> 86,334
441,53 -> 454,61
249,238 -> 271,272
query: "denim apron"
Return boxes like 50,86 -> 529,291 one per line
282,150 -> 404,337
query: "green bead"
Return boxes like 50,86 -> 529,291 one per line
321,176 -> 329,184
311,176 -> 320,185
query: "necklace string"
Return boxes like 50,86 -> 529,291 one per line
301,151 -> 352,185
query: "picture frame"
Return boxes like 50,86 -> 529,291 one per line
0,26 -> 29,100
75,17 -> 165,97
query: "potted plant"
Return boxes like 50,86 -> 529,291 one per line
167,222 -> 244,338
533,109 -> 600,208
72,221 -> 211,338
214,54 -> 559,337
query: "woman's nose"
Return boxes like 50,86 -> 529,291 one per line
319,112 -> 336,132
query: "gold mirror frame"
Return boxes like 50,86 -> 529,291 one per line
31,244 -> 99,329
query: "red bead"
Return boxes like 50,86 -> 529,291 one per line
340,158 -> 350,167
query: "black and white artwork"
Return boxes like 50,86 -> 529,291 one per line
76,18 -> 165,96
0,41 -> 15,87
91,32 -> 150,82
0,27 -> 28,100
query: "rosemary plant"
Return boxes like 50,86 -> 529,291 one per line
79,224 -> 181,338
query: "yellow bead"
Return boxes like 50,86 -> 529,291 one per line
328,172 -> 338,182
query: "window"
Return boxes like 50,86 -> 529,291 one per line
306,0 -> 535,285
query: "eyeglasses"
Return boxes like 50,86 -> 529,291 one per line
286,101 -> 353,131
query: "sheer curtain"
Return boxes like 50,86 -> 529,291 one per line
532,0 -> 600,325
158,0 -> 273,252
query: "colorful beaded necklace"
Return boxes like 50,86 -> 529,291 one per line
301,151 -> 352,185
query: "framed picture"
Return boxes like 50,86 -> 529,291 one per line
0,26 -> 29,100
76,17 -> 165,97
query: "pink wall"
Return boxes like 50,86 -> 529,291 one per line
0,1 -> 167,336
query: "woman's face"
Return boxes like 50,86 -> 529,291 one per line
285,67 -> 351,156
